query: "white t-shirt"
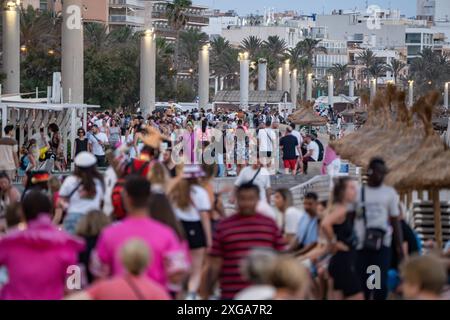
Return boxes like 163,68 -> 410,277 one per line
235,166 -> 271,203
290,130 -> 303,156
284,207 -> 305,235
59,175 -> 104,215
258,128 -> 276,152
307,141 -> 320,161
174,185 -> 211,222
88,132 -> 109,156
354,184 -> 400,250
102,166 -> 117,216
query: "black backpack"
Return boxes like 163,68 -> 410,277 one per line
315,139 -> 325,162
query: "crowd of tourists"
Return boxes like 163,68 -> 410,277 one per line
0,107 -> 449,300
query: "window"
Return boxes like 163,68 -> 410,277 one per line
406,33 -> 421,44
407,46 -> 421,56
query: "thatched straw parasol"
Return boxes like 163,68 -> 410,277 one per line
288,104 -> 327,127
393,150 -> 450,249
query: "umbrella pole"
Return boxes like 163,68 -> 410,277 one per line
432,188 -> 443,249
417,189 -> 423,201
406,191 -> 412,210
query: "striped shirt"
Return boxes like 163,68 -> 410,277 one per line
210,213 -> 286,299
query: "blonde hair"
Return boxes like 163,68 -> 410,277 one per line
120,239 -> 151,276
240,249 -> 277,284
270,256 -> 310,294
400,254 -> 447,295
147,162 -> 168,188
76,210 -> 110,237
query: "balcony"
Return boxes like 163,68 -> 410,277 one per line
110,15 -> 144,25
109,0 -> 144,8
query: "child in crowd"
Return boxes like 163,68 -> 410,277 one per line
400,254 -> 447,300
76,210 -> 111,285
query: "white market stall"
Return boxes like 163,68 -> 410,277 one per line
1,98 -> 99,163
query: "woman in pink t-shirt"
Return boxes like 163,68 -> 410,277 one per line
0,191 -> 85,300
67,239 -> 170,300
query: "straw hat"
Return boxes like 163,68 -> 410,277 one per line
140,126 -> 169,149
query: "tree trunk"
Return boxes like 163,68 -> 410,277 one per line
174,29 -> 180,100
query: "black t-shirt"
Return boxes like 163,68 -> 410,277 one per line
390,220 -> 419,269
279,134 -> 299,160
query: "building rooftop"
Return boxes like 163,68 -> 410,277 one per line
214,91 -> 291,104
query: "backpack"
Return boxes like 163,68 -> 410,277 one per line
111,161 -> 151,220
315,139 -> 325,162
20,155 -> 29,171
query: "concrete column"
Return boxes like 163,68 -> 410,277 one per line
445,82 -> 449,109
370,78 -> 377,101
276,67 -> 283,91
198,44 -> 210,110
214,77 -> 219,94
239,52 -> 249,110
140,29 -> 156,117
220,77 -> 224,91
62,0 -> 84,103
258,59 -> 267,91
328,75 -> 334,109
349,79 -> 355,97
408,80 -> 414,107
291,69 -> 298,106
282,59 -> 291,93
2,2 -> 20,94
306,73 -> 313,101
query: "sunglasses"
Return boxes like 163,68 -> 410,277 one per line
78,131 -> 85,134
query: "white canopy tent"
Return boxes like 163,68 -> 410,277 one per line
1,100 -> 99,163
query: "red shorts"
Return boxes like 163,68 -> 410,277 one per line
283,159 -> 298,170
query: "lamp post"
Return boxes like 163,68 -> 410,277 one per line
328,75 -> 334,110
408,80 -> 414,108
282,59 -> 291,93
62,0 -> 84,103
258,58 -> 267,91
291,69 -> 298,107
2,0 -> 20,94
445,82 -> 449,110
140,28 -> 156,117
306,73 -> 313,101
276,67 -> 283,91
239,52 -> 249,110
370,78 -> 377,101
198,44 -> 210,111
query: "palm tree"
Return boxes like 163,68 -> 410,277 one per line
20,5 -> 60,53
329,63 -> 349,94
263,35 -> 287,62
409,48 -> 450,95
297,38 -> 327,73
179,29 -> 208,71
210,36 -> 239,89
358,49 -> 376,68
367,60 -> 387,85
387,58 -> 406,85
84,23 -> 110,50
240,36 -> 263,59
166,0 -> 192,75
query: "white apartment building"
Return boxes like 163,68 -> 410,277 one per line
316,9 -> 427,50
314,40 -> 348,79
109,0 -> 209,36
202,15 -> 240,38
406,27 -> 434,62
221,25 -> 305,48
417,0 -> 450,23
